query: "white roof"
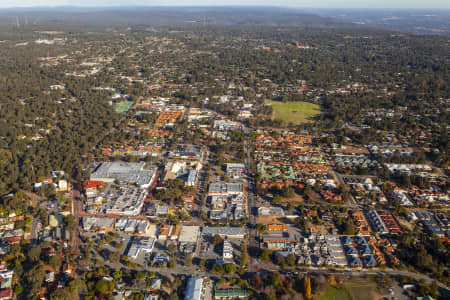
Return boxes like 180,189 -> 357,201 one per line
179,226 -> 200,243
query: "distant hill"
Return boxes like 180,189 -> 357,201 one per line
0,6 -> 362,28
306,8 -> 450,36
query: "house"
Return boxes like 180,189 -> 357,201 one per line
152,253 -> 170,265
83,180 -> 105,190
0,263 -> 7,273
63,264 -> 73,276
263,235 -> 297,250
0,288 -> 12,300
45,272 -> 55,283
145,294 -> 159,300
349,256 -> 362,267
136,220 -> 150,235
150,278 -> 162,291
0,271 -> 13,290
363,255 -> 377,267
158,224 -> 172,240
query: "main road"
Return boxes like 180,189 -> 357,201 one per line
243,125 -> 259,273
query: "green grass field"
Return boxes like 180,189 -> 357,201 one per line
318,286 -> 351,300
266,100 -> 320,125
318,279 -> 378,300
115,101 -> 133,113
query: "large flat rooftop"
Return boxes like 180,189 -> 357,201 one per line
91,162 -> 156,188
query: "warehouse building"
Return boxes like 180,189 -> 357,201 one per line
90,162 -> 157,188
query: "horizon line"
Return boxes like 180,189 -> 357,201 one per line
0,5 -> 450,10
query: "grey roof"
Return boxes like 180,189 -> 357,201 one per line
185,277 -> 203,300
208,182 -> 244,194
202,226 -> 245,237
91,162 -> 156,187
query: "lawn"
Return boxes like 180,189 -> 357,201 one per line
318,278 -> 378,300
115,101 -> 133,113
318,286 -> 351,300
266,100 -> 320,125
345,279 -> 378,300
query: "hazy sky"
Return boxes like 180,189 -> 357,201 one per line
1,0 -> 449,9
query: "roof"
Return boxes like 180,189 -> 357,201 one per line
0,289 -> 11,297
258,206 -> 284,216
364,255 -> 377,264
215,289 -> 247,298
202,227 -> 245,238
184,277 -> 203,300
263,235 -> 297,243
208,182 -> 244,194
91,162 -> 156,187
349,256 -> 362,265
179,226 -> 200,243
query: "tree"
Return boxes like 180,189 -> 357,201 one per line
199,259 -> 206,270
256,224 -> 268,234
64,215 -> 77,231
224,263 -> 236,274
272,194 -> 283,204
108,251 -> 120,263
14,285 -> 23,295
269,273 -> 282,287
167,243 -> 177,255
259,249 -> 271,261
28,246 -> 41,262
168,260 -> 176,268
286,254 -> 296,266
251,274 -> 263,290
112,269 -> 122,281
304,275 -> 311,299
184,254 -> 192,267
49,255 -> 62,270
135,271 -> 145,281
241,253 -> 248,267
211,234 -> 223,245
95,279 -> 113,294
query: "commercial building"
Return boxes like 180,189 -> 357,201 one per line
263,235 -> 297,250
184,277 -> 205,300
127,237 -> 155,259
222,241 -> 233,260
102,185 -> 148,216
208,182 -> 245,196
82,217 -> 114,232
90,162 -> 157,188
178,226 -> 200,243
186,170 -> 199,187
213,120 -> 240,131
226,163 -> 246,178
258,207 -> 285,217
202,227 -> 245,239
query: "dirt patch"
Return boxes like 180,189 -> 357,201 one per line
281,194 -> 304,204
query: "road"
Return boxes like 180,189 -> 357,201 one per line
243,125 -> 259,273
333,171 -> 357,208
85,253 -> 449,294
